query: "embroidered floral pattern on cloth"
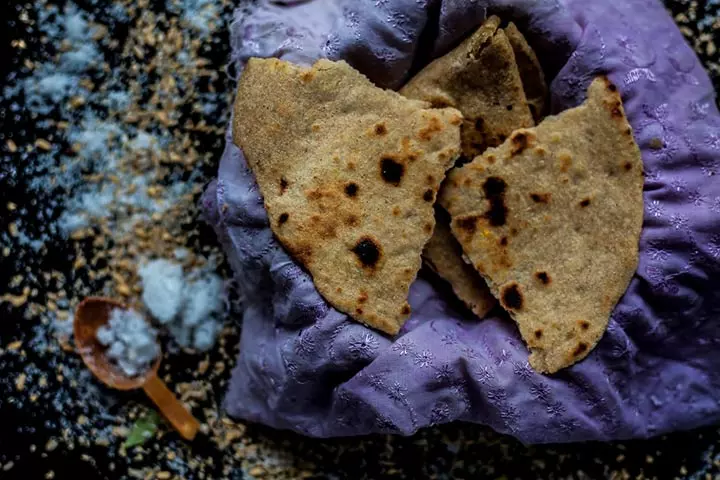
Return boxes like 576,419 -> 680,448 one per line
203,0 -> 720,442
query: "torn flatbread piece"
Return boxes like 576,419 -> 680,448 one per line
234,58 -> 462,335
400,16 -> 534,161
423,211 -> 497,317
440,77 -> 644,373
505,22 -> 548,122
400,17 -> 535,317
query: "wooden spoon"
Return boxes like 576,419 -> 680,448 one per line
74,297 -> 200,441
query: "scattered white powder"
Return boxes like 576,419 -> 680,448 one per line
7,217 -> 51,252
130,132 -> 156,152
192,319 -> 222,352
139,259 -> 224,351
105,90 -> 131,111
182,275 -> 223,327
8,1 -> 230,352
8,2 -> 205,249
57,212 -> 90,236
62,186 -> 116,227
96,309 -> 160,377
67,119 -> 124,161
52,311 -> 75,342
2,0 -> 236,472
139,260 -> 186,325
5,4 -> 96,115
180,274 -> 224,351
171,0 -> 219,37
173,248 -> 190,260
168,322 -> 193,349
59,43 -> 102,72
33,73 -> 79,108
63,7 -> 91,39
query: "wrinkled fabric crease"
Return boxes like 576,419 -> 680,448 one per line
200,0 -> 720,442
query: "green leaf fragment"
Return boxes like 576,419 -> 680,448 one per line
123,410 -> 161,448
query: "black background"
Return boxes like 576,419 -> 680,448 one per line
1,0 -> 719,478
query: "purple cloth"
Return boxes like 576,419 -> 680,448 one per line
202,0 -> 720,442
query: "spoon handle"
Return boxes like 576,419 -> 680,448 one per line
143,374 -> 200,441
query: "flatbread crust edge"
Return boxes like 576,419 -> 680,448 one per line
234,58 -> 464,335
440,77 -> 644,373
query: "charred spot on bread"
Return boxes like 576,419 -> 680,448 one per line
535,271 -> 550,284
352,237 -> 382,269
510,131 -> 534,156
380,157 -> 404,186
455,215 -> 480,235
501,283 -> 523,311
482,176 -> 508,226
530,193 -> 551,204
572,342 -> 589,357
344,182 -> 359,197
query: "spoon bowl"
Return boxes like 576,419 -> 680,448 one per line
74,297 -> 200,441
74,297 -> 160,390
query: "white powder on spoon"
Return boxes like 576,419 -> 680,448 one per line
96,309 -> 160,378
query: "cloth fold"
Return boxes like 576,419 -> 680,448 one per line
201,0 -> 720,442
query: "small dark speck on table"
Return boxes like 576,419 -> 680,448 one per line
0,0 -> 718,479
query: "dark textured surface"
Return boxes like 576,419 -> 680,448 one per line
0,0 -> 718,478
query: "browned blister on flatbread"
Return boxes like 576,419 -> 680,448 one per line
505,22 -> 548,122
440,78 -> 644,373
234,58 -> 462,335
400,16 -> 534,161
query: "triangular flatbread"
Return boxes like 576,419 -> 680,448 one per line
234,58 -> 462,335
505,22 -> 548,122
440,77 -> 643,373
400,16 -> 534,161
400,17 -> 535,318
